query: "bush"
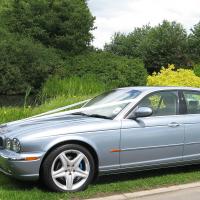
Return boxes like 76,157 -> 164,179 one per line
0,31 -> 64,95
147,64 -> 200,87
194,64 -> 200,77
64,51 -> 147,88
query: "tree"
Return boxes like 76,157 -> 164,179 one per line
0,30 -> 64,94
188,22 -> 200,62
2,0 -> 95,54
143,21 -> 189,73
105,21 -> 189,73
104,25 -> 151,58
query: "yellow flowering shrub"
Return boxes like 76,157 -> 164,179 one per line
147,65 -> 200,88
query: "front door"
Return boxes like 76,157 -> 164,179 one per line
120,90 -> 184,168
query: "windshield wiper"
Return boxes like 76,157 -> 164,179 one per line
73,112 -> 111,119
88,114 -> 111,119
72,112 -> 89,116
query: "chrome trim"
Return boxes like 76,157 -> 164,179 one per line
0,167 -> 12,176
121,143 -> 184,152
184,142 -> 200,146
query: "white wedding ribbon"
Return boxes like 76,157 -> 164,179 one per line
8,98 -> 137,125
33,99 -> 91,118
35,98 -> 135,118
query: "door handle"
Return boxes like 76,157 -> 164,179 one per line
168,122 -> 180,128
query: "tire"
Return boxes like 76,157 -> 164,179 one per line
41,144 -> 95,192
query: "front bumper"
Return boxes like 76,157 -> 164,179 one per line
0,149 -> 45,181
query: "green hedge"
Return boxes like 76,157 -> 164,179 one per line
62,51 -> 147,88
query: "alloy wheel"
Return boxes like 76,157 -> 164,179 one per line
51,149 -> 90,191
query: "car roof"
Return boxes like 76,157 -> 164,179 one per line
118,86 -> 200,93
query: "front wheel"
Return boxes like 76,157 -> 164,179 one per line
41,144 -> 95,192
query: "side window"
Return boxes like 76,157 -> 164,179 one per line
138,91 -> 178,116
183,91 -> 200,114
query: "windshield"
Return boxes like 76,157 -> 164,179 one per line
75,89 -> 141,119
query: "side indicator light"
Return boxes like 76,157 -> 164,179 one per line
25,157 -> 39,161
111,149 -> 122,153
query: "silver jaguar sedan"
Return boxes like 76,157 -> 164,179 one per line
1,86 -> 200,192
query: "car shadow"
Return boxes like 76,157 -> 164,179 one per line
1,164 -> 200,192
94,164 -> 200,185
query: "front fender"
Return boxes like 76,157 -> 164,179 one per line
42,130 -> 121,172
44,133 -> 99,156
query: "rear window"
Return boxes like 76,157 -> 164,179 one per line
183,91 -> 200,114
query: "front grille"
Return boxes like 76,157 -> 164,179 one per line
0,137 -> 3,148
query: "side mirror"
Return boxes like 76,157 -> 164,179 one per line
130,107 -> 153,119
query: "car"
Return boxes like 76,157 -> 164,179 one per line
1,86 -> 200,192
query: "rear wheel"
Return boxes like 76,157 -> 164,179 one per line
41,144 -> 95,192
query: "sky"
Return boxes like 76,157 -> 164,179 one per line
88,0 -> 200,48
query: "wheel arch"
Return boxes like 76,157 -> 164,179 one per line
39,139 -> 99,180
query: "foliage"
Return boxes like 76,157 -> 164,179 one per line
105,21 -> 189,73
104,25 -> 151,58
64,51 -> 147,88
194,63 -> 200,77
1,75 -> 107,122
143,21 -> 189,72
2,0 -> 95,53
188,22 -> 200,62
40,75 -> 107,100
0,30 -> 64,95
147,64 -> 200,87
0,0 -> 97,95
0,0 -> 10,12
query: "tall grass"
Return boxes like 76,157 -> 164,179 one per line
23,86 -> 32,108
0,75 -> 111,124
39,75 -> 107,102
0,95 -> 92,124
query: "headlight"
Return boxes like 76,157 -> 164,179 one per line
11,138 -> 21,153
5,138 -> 11,150
5,138 -> 21,152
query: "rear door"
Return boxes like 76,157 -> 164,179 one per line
181,90 -> 200,161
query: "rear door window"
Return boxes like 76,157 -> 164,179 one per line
183,91 -> 200,114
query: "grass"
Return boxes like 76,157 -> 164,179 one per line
0,75 -> 108,124
0,95 -> 92,124
0,75 -> 108,123
1,165 -> 200,200
40,75 -> 107,101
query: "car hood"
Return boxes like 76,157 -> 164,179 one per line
0,113 -> 120,139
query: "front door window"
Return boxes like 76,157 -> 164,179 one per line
138,91 -> 178,116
